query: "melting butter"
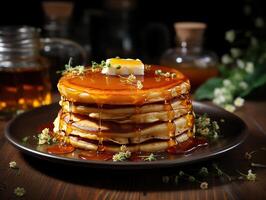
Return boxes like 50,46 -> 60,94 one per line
101,58 -> 144,76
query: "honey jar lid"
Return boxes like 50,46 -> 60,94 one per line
174,22 -> 206,46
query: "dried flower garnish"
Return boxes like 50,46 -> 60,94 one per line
9,161 -> 18,169
251,162 -> 266,168
198,167 -> 209,177
38,128 -> 51,145
213,163 -> 232,181
91,60 -> 110,72
112,145 -> 131,162
58,58 -> 87,75
245,151 -> 255,160
145,64 -> 151,71
177,170 -> 209,189
237,169 -> 256,181
136,80 -> 143,89
155,69 -> 176,79
22,136 -> 29,143
195,114 -> 220,139
14,187 -> 26,197
119,74 -> 143,90
200,182 -> 208,190
139,153 -> 156,161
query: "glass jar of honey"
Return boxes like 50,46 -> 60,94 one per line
160,22 -> 218,91
0,26 -> 86,118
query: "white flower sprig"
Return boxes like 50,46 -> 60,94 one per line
37,128 -> 52,145
211,58 -> 253,112
14,187 -> 26,197
112,145 -> 131,162
237,169 -> 256,181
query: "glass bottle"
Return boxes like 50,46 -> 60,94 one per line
160,22 -> 218,90
0,26 -> 86,118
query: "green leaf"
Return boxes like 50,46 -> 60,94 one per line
218,64 -> 231,77
241,74 -> 266,97
194,78 -> 223,100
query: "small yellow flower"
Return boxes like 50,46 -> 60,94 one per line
239,81 -> 248,90
112,145 -> 131,162
234,97 -> 245,107
200,182 -> 208,190
38,128 -> 51,145
223,79 -> 232,87
245,152 -> 252,160
230,48 -> 242,58
221,54 -> 233,64
9,161 -> 17,169
225,30 -> 235,43
120,145 -> 127,152
247,169 -> 256,181
224,104 -> 236,112
237,59 -> 245,69
14,187 -> 26,197
137,80 -> 143,89
245,62 -> 254,74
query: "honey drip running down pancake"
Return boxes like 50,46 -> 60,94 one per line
54,59 -> 195,152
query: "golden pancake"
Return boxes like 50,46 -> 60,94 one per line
60,97 -> 192,123
60,133 -> 191,152
53,110 -> 194,145
58,65 -> 190,105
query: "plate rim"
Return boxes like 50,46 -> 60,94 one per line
4,101 -> 248,169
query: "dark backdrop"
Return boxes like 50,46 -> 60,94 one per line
0,0 -> 264,63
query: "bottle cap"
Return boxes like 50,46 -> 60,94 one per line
174,22 -> 206,47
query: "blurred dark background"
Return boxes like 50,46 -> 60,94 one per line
0,0 -> 265,64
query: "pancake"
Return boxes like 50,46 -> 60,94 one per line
53,61 -> 195,153
60,95 -> 191,115
65,133 -> 190,152
53,111 -> 194,145
60,98 -> 192,123
58,65 -> 190,105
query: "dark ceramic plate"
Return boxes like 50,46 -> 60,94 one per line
5,102 -> 247,169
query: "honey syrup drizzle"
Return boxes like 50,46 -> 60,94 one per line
164,98 -> 177,147
66,101 -> 74,135
97,104 -> 105,151
135,105 -> 142,153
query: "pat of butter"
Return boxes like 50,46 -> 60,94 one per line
101,58 -> 144,75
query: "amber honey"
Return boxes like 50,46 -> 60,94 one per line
0,66 -> 52,116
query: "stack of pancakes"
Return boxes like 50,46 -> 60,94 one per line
53,65 -> 195,152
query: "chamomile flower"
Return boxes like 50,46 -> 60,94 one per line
200,182 -> 208,190
14,187 -> 26,197
221,54 -> 233,64
239,81 -> 248,90
245,62 -> 254,74
225,30 -> 236,43
224,104 -> 236,112
237,59 -> 245,69
234,97 -> 245,107
9,161 -> 18,169
247,170 -> 256,181
230,48 -> 242,58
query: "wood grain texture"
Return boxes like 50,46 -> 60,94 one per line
0,100 -> 266,200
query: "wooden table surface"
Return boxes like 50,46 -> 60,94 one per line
0,100 -> 266,200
